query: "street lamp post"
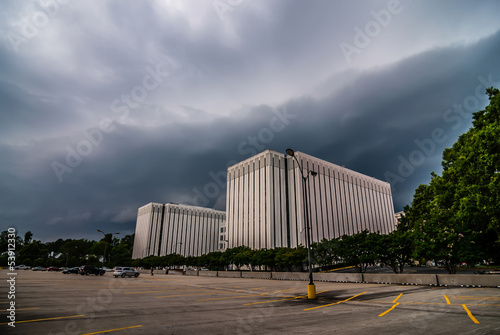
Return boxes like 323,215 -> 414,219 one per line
286,148 -> 317,299
96,229 -> 119,268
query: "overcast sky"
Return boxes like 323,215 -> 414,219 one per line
1,0 -> 500,242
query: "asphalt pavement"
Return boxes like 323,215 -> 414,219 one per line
1,270 -> 500,334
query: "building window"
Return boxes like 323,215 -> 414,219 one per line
219,243 -> 224,249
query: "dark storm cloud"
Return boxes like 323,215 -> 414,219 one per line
1,1 -> 500,241
280,32 -> 500,210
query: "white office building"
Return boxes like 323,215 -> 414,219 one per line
132,203 -> 226,259
226,150 -> 396,249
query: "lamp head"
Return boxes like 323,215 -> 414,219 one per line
310,171 -> 318,177
285,148 -> 295,156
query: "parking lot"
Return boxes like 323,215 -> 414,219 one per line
1,270 -> 500,334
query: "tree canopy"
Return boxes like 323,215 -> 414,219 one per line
402,87 -> 500,273
0,231 -> 135,268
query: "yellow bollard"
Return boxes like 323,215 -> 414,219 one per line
307,284 -> 316,299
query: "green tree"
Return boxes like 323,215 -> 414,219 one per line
205,252 -> 224,270
274,247 -> 307,272
0,231 -> 11,259
46,238 -> 65,254
24,231 -> 33,245
223,246 -> 251,270
405,87 -> 500,272
251,249 -> 276,271
109,243 -> 132,267
18,242 -> 48,266
162,254 -> 185,268
119,234 -> 135,250
91,241 -> 108,264
337,230 -> 379,273
60,239 -> 93,266
377,223 -> 414,274
312,238 -> 340,269
0,231 -> 24,252
86,255 -> 100,266
231,246 -> 252,270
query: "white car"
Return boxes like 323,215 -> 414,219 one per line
113,267 -> 140,278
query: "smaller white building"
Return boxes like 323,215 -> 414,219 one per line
132,203 -> 226,258
394,211 -> 405,225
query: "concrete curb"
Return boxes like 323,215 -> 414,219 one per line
181,271 -> 500,287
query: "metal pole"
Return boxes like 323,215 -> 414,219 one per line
302,175 -> 314,286
102,243 -> 107,267
287,150 -> 316,299
97,230 -> 119,268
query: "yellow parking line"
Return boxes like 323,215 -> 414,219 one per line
444,295 -> 451,305
360,300 -> 500,307
267,289 -> 327,297
462,305 -> 480,324
304,292 -> 366,311
393,293 -> 403,303
262,288 -> 296,295
398,302 -> 452,306
323,266 -> 355,272
313,290 -> 329,296
466,303 -> 500,307
244,292 -> 319,306
245,289 -> 329,305
250,287 -> 268,291
379,303 -> 400,317
0,314 -> 84,325
81,325 -> 142,334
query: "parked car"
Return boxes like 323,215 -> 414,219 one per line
78,265 -> 105,276
47,266 -> 61,272
62,267 -> 79,274
113,267 -> 140,278
14,264 -> 31,270
32,266 -> 46,271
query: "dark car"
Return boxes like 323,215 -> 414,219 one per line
62,267 -> 79,274
78,265 -> 105,276
47,266 -> 61,272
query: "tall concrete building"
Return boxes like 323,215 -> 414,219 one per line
226,150 -> 396,249
132,203 -> 226,259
